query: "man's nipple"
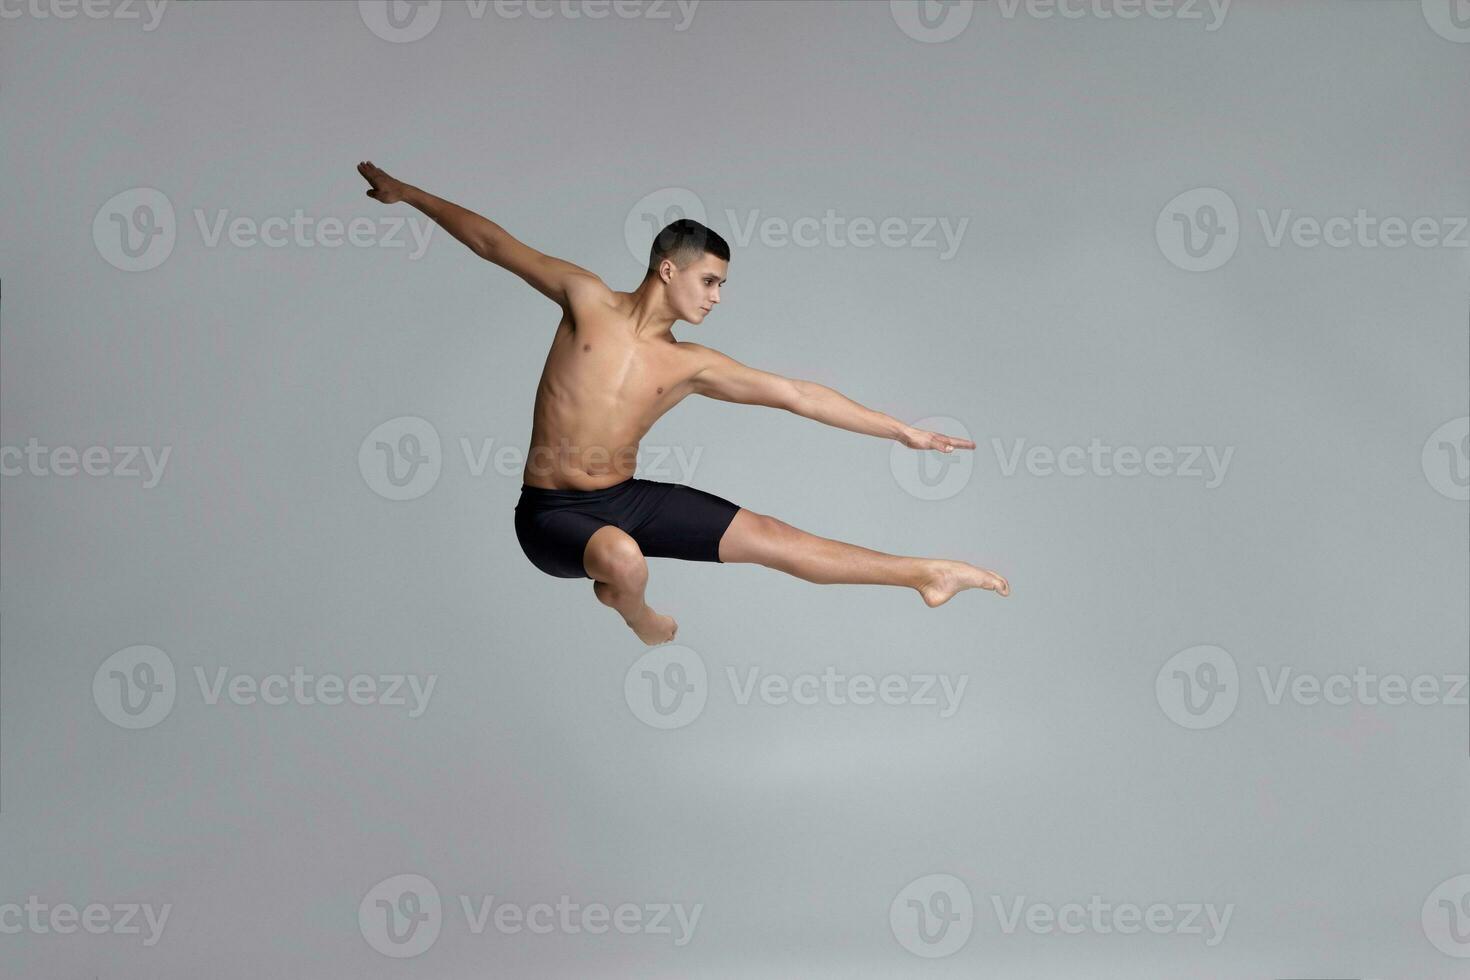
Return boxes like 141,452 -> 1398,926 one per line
657,386 -> 664,394
582,343 -> 591,352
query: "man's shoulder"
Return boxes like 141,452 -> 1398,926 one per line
675,339 -> 734,358
564,272 -> 618,310
561,275 -> 621,329
673,340 -> 728,370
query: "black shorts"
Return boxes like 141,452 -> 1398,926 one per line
514,477 -> 743,579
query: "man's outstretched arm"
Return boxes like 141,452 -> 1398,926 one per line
686,344 -> 974,452
356,160 -> 607,310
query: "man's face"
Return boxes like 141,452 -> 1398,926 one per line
666,253 -> 727,324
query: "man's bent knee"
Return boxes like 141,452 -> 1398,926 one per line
583,527 -> 647,584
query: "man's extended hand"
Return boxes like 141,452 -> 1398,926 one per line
357,160 -> 410,205
899,426 -> 976,454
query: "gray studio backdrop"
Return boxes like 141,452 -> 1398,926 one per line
2,1 -> 1467,977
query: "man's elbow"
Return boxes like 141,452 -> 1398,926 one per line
477,234 -> 511,263
779,379 -> 814,413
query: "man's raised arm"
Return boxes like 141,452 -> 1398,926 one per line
686,344 -> 974,453
356,160 -> 606,310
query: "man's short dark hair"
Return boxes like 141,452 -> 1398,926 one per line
648,218 -> 729,275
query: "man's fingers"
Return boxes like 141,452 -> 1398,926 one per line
935,433 -> 975,450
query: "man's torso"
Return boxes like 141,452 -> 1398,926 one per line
522,291 -> 700,490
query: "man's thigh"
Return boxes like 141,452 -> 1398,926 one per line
625,482 -> 743,564
710,508 -> 810,565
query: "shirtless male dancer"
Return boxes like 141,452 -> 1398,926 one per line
358,161 -> 1010,645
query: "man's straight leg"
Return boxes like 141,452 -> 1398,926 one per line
716,509 -> 1010,604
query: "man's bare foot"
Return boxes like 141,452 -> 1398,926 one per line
592,581 -> 678,644
626,605 -> 678,645
917,559 -> 1010,606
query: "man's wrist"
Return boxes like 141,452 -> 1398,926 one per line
399,184 -> 429,209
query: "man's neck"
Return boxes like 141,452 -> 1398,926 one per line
627,277 -> 679,340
